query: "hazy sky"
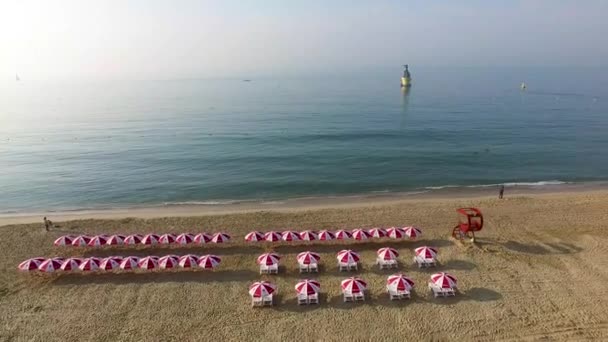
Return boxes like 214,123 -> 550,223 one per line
1,0 -> 607,80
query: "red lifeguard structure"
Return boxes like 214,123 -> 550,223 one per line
452,208 -> 484,242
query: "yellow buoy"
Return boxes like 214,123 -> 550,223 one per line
401,64 -> 412,87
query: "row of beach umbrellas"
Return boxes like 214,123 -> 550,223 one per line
54,233 -> 231,247
245,227 -> 422,242
18,254 -> 221,273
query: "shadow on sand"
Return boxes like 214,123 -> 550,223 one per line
502,241 -> 583,255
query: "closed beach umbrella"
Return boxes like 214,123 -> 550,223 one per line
178,254 -> 199,268
38,258 -> 65,273
403,226 -> 422,239
264,231 -> 282,242
415,246 -> 438,259
71,235 -> 91,247
99,256 -> 122,271
341,277 -> 367,294
194,233 -> 212,244
124,234 -> 143,245
318,230 -> 335,241
386,227 -> 405,239
297,251 -> 321,265
245,231 -> 264,242
158,255 -> 179,269
106,235 -> 125,246
211,232 -> 230,243
141,234 -> 160,245
377,247 -> 399,260
295,279 -> 321,295
430,272 -> 458,289
249,281 -> 276,298
336,249 -> 360,264
299,230 -> 318,241
54,235 -> 74,246
119,256 -> 140,270
159,233 -> 176,244
18,257 -> 46,271
368,228 -> 387,238
198,254 -> 221,269
334,230 -> 352,240
79,257 -> 101,271
60,258 -> 83,271
351,229 -> 370,240
175,233 -> 194,245
88,235 -> 108,247
257,252 -> 280,266
138,256 -> 159,270
280,231 -> 299,242
387,274 -> 415,291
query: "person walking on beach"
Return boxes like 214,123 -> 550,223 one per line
498,185 -> 505,199
43,217 -> 52,231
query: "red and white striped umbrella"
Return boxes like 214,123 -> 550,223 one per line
211,232 -> 230,243
88,235 -> 108,247
299,230 -> 318,241
262,231 -> 280,242
368,227 -> 387,238
99,256 -> 123,271
403,226 -> 422,239
175,233 -> 194,245
141,234 -> 160,245
138,256 -> 159,270
280,231 -> 300,242
351,229 -> 370,240
38,258 -> 65,273
430,272 -> 457,289
119,256 -> 140,270
159,233 -> 176,244
249,281 -> 276,298
341,277 -> 367,294
194,232 -> 212,244
60,258 -> 83,271
386,227 -> 405,239
336,249 -> 360,263
71,235 -> 91,247
158,255 -> 179,269
245,231 -> 264,242
334,230 -> 352,240
415,246 -> 438,259
377,247 -> 399,260
295,279 -> 321,295
54,235 -> 74,246
317,230 -> 335,241
79,257 -> 101,271
18,257 -> 46,271
124,234 -> 143,245
198,254 -> 221,269
178,254 -> 199,268
106,235 -> 125,246
387,274 -> 415,291
257,252 -> 280,265
297,251 -> 321,265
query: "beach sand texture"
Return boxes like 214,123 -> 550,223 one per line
1,192 -> 608,341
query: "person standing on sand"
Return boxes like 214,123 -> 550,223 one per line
43,217 -> 52,231
499,185 -> 505,199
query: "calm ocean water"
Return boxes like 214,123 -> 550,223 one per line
1,67 -> 607,213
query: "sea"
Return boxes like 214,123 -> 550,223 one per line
1,67 -> 608,214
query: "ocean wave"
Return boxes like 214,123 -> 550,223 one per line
424,180 -> 568,190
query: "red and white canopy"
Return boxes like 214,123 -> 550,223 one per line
54,235 -> 74,246
198,254 -> 221,269
297,251 -> 320,265
175,233 -> 194,245
119,256 -> 140,270
245,231 -> 264,242
334,230 -> 352,240
386,227 -> 405,239
387,274 -> 415,291
212,232 -> 230,243
257,252 -> 280,265
138,256 -> 159,270
341,277 -> 367,294
71,235 -> 91,247
403,226 -> 422,239
88,235 -> 108,247
159,233 -> 176,244
430,272 -> 457,289
79,257 -> 101,271
249,281 -> 276,298
60,258 -> 83,271
194,232 -> 212,244
368,227 -> 387,238
317,230 -> 335,241
351,229 -> 370,240
263,231 -> 282,242
106,235 -> 125,246
141,234 -> 160,245
280,231 -> 300,242
178,254 -> 199,268
99,256 -> 123,271
377,247 -> 399,260
18,257 -> 46,271
39,258 -> 65,273
158,255 -> 179,269
415,246 -> 438,260
336,249 -> 360,264
124,234 -> 143,245
295,279 -> 321,295
299,230 -> 318,241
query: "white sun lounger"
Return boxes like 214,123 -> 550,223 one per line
309,263 -> 319,273
414,256 -> 437,268
428,283 -> 456,298
354,292 -> 365,301
376,258 -> 398,270
343,292 -> 354,302
387,286 -> 411,300
338,262 -> 358,272
308,292 -> 319,304
298,293 -> 309,305
252,294 -> 274,307
299,263 -> 309,273
260,263 -> 279,275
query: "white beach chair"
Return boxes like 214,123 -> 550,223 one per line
354,292 -> 365,301
261,263 -> 279,274
297,293 -> 309,305
400,289 -> 411,300
299,263 -> 309,273
387,287 -> 400,300
414,256 -> 437,268
377,258 -> 398,270
308,292 -> 319,304
343,292 -> 354,302
338,262 -> 349,272
428,283 -> 454,298
251,296 -> 263,307
309,263 -> 318,273
348,262 -> 358,271
263,294 -> 274,306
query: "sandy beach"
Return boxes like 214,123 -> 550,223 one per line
2,190 -> 608,341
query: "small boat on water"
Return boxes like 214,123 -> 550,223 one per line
520,82 -> 527,90
400,65 -> 412,88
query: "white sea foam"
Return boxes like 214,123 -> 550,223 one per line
424,180 -> 568,190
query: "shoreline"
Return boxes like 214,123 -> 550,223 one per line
2,181 -> 608,226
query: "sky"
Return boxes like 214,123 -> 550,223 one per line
1,0 -> 607,80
